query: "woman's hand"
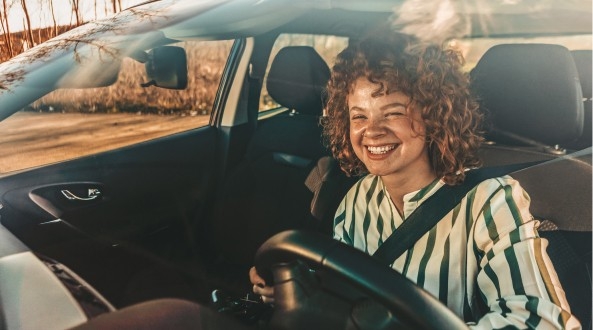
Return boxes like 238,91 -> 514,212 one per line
249,266 -> 274,304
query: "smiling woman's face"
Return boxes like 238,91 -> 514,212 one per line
348,77 -> 432,179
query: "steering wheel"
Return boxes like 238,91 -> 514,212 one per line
254,230 -> 469,329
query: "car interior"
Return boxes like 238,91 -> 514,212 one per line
198,28 -> 592,329
205,34 -> 592,327
0,2 -> 590,329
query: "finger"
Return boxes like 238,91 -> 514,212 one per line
252,284 -> 263,295
253,285 -> 275,304
261,295 -> 275,304
253,283 -> 274,296
249,266 -> 266,287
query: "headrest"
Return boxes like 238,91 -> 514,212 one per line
266,46 -> 330,116
571,50 -> 592,99
471,44 -> 583,146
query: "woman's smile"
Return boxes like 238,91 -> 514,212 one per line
366,144 -> 398,155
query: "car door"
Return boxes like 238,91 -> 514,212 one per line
0,38 -> 244,307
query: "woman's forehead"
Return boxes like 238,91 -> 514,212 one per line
349,78 -> 409,100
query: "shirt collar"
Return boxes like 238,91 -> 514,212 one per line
378,177 -> 445,219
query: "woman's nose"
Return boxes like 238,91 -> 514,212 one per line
363,116 -> 386,138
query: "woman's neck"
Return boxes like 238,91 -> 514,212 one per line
381,169 -> 437,216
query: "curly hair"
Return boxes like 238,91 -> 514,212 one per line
322,32 -> 483,185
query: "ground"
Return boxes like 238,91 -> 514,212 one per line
0,112 -> 210,174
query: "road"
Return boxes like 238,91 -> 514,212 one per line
0,112 -> 211,173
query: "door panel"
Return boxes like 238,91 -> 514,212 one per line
0,126 -> 219,306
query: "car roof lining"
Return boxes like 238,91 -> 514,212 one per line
213,8 -> 592,42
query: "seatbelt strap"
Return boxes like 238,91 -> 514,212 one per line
372,160 -> 545,265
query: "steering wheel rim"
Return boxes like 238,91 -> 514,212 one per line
255,230 -> 469,329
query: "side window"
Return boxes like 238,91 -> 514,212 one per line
0,39 -> 233,173
259,34 -> 348,112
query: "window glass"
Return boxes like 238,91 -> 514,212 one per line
450,35 -> 592,71
0,39 -> 234,173
259,34 -> 348,112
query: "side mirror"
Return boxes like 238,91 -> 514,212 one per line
143,46 -> 188,89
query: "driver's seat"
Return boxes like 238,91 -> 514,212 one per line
200,46 -> 335,295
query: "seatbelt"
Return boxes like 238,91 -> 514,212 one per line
372,160 -> 545,265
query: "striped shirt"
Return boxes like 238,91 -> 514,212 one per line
333,174 -> 580,329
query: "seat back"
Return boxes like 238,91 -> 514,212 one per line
471,44 -> 583,152
203,46 -> 332,293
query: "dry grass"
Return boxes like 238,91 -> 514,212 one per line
32,40 -> 234,115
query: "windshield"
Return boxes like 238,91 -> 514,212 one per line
0,0 -> 312,118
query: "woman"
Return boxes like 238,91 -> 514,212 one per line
252,32 -> 579,329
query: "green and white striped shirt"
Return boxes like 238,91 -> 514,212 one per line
333,174 -> 580,329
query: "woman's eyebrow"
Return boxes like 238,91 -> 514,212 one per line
380,102 -> 407,110
349,102 -> 407,112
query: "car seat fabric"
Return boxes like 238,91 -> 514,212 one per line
572,50 -> 592,100
471,44 -> 584,147
566,50 -> 592,150
204,46 -> 332,294
539,229 -> 592,330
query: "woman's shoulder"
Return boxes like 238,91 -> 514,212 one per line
473,174 -> 523,191
469,174 -> 530,204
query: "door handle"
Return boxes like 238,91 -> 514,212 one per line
61,188 -> 101,201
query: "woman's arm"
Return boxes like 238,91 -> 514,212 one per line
469,177 -> 580,329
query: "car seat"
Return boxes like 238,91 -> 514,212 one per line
201,46 -> 335,294
471,43 -> 592,329
471,43 -> 584,164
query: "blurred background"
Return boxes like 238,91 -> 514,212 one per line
0,0 -> 145,62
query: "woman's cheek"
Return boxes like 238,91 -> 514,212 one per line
349,123 -> 365,140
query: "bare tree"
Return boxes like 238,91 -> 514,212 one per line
20,0 -> 34,48
0,12 -> 8,60
1,0 -> 14,58
70,0 -> 81,26
47,0 -> 57,37
110,0 -> 121,14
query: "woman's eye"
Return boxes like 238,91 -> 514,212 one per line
385,105 -> 408,118
351,114 -> 366,120
386,112 -> 405,118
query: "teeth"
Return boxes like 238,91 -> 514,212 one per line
367,145 -> 396,154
